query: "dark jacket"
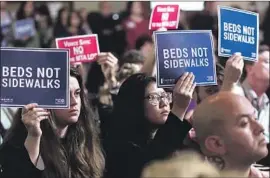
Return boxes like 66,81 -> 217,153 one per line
0,142 -> 43,178
103,112 -> 192,178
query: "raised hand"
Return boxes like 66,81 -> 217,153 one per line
22,103 -> 50,137
171,72 -> 196,121
221,53 -> 244,92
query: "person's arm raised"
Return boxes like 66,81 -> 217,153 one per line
220,53 -> 244,94
22,103 -> 49,168
171,72 -> 196,122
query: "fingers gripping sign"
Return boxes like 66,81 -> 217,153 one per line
172,72 -> 196,121
22,103 -> 50,137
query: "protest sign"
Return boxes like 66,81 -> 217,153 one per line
56,34 -> 100,64
149,4 -> 180,30
0,48 -> 70,109
154,30 -> 217,88
14,18 -> 36,40
218,6 -> 259,61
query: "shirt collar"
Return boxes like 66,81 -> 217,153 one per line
242,79 -> 269,106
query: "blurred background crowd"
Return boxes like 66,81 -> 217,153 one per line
0,1 -> 270,177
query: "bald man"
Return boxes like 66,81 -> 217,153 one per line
193,92 -> 269,177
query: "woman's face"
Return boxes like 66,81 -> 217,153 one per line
70,12 -> 80,27
24,2 -> 34,17
131,2 -> 143,15
144,82 -> 171,125
53,76 -> 81,127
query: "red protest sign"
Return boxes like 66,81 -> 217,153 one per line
56,34 -> 99,64
149,4 -> 180,31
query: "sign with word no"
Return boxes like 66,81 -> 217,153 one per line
149,4 -> 180,31
56,34 -> 100,64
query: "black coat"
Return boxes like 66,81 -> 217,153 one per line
0,142 -> 43,178
103,112 -> 192,178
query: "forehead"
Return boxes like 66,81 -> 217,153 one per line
70,76 -> 80,91
222,97 -> 255,124
146,82 -> 165,94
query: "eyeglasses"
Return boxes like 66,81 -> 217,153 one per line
144,92 -> 172,106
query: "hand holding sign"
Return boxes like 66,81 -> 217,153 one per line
97,52 -> 118,68
171,72 -> 196,121
22,103 -> 50,137
98,52 -> 118,82
221,53 -> 244,92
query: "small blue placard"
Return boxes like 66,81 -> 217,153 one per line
218,6 -> 259,61
0,48 -> 70,109
154,30 -> 217,88
14,18 -> 36,40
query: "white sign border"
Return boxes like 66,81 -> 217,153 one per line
154,30 -> 217,88
0,47 -> 70,109
217,5 -> 259,62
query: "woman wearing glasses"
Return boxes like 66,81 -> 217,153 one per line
103,72 -> 196,178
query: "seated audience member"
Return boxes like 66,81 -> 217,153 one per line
186,53 -> 244,152
141,150 -> 220,178
239,46 -> 270,166
98,50 -> 144,139
62,10 -> 86,37
13,1 -> 40,48
53,7 -> 69,38
240,46 -> 269,142
103,72 -> 196,178
0,67 -> 105,178
135,34 -> 154,59
193,92 -> 269,178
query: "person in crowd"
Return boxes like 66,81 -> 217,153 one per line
88,1 -> 126,57
103,72 -> 196,178
122,1 -> 151,50
62,10 -> 86,37
79,8 -> 92,34
12,1 -> 40,48
0,67 -> 105,178
1,1 -> 13,45
193,92 -> 269,177
36,4 -> 54,48
239,46 -> 270,166
141,150 -> 220,178
85,50 -> 126,104
53,7 -> 69,38
98,50 -> 145,139
189,1 -> 218,39
135,34 -> 154,59
185,53 -> 245,154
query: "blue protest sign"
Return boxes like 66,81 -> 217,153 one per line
218,6 -> 259,61
0,48 -> 70,109
14,18 -> 36,40
154,30 -> 217,88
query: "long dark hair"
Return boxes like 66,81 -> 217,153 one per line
16,1 -> 35,20
107,73 -> 156,146
3,67 -> 105,178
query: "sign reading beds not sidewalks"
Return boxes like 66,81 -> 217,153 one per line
218,6 -> 259,61
0,48 -> 70,109
154,30 -> 217,88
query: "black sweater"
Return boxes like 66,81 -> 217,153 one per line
103,112 -> 192,178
